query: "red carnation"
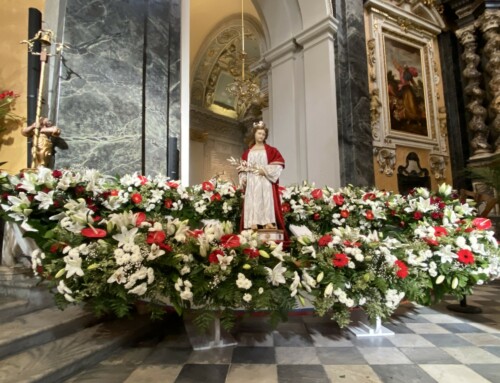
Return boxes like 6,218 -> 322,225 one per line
313,213 -> 321,221
311,189 -> 323,200
52,169 -> 62,178
110,189 -> 119,197
363,192 -> 376,201
164,198 -> 173,209
318,234 -> 333,247
457,249 -> 475,264
395,260 -> 408,278
340,210 -> 349,218
424,237 -> 439,246
167,181 -> 179,189
202,181 -> 214,191
282,202 -> 291,213
333,194 -> 344,206
472,217 -> 492,230
332,253 -> 349,268
220,234 -> 241,248
365,210 -> 374,220
434,226 -> 448,237
413,211 -> 423,220
131,193 -> 142,204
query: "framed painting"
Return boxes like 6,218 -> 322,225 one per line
384,36 -> 428,137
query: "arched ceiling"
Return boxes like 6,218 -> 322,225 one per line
190,0 -> 260,69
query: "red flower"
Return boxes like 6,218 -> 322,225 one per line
318,234 -> 333,247
167,181 -> 179,189
164,198 -> 173,209
220,234 -> 241,248
244,248 -> 260,258
313,213 -> 321,221
81,227 -> 107,238
340,210 -> 349,218
472,217 -> 492,230
424,237 -> 439,246
332,253 -> 349,268
301,196 -> 310,204
158,243 -> 172,252
75,185 -> 86,195
135,212 -> 147,226
333,194 -> 344,206
137,175 -> 148,185
413,211 -> 423,220
188,229 -> 204,238
210,193 -> 221,202
394,260 -> 408,278
311,189 -> 323,200
202,181 -> 214,191
282,202 -> 291,213
365,210 -> 374,220
208,249 -> 224,263
147,230 -> 166,245
431,212 -> 442,220
457,249 -> 475,264
434,226 -> 448,237
110,189 -> 119,197
131,193 -> 142,204
363,192 -> 376,201
52,169 -> 62,178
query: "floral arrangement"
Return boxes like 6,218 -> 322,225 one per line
0,167 -> 498,329
0,90 -> 20,128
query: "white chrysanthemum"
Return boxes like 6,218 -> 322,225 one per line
243,293 -> 252,302
129,282 -> 147,296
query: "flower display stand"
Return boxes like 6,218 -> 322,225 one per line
348,309 -> 394,337
183,312 -> 237,350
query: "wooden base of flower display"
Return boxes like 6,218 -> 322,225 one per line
183,312 -> 237,350
257,229 -> 284,242
348,310 -> 394,337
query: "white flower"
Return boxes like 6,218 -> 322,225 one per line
290,271 -> 300,297
112,227 -> 139,247
107,267 -> 127,284
129,282 -> 147,296
236,273 -> 252,290
63,253 -> 84,278
438,183 -> 452,196
271,242 -> 288,262
180,289 -> 193,300
34,190 -> 54,210
57,279 -> 72,295
264,262 -> 287,286
147,244 -> 165,261
217,252 -> 234,271
243,293 -> 252,302
258,287 -> 264,294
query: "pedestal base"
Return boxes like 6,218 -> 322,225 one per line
257,229 -> 284,242
183,313 -> 237,350
348,312 -> 394,337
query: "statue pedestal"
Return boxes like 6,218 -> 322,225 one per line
256,229 -> 284,242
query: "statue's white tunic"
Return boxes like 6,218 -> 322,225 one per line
240,148 -> 283,228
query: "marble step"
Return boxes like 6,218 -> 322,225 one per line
0,305 -> 98,360
0,316 -> 152,383
0,296 -> 30,323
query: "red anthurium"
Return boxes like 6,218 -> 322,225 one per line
134,212 -> 147,226
365,210 -> 374,220
202,181 -> 214,191
81,227 -> 107,238
311,189 -> 323,200
340,210 -> 349,218
188,229 -> 204,238
457,249 -> 475,264
208,249 -> 224,263
164,198 -> 173,209
221,234 -> 241,248
167,181 -> 179,189
147,230 -> 166,245
110,189 -> 119,197
131,193 -> 142,204
363,192 -> 376,201
332,253 -> 349,267
394,260 -> 409,278
333,194 -> 344,206
158,243 -> 172,252
138,175 -> 148,185
318,234 -> 333,247
424,237 -> 439,246
282,202 -> 291,213
472,217 -> 492,230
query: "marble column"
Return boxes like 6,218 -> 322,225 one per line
335,0 -> 374,187
54,0 -> 181,176
456,25 -> 491,157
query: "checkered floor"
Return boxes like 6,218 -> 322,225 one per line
68,279 -> 500,383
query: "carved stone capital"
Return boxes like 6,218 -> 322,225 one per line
476,10 -> 500,34
456,25 -> 477,46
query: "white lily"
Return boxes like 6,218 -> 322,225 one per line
271,242 -> 288,262
34,190 -> 55,210
112,227 -> 139,247
264,262 -> 287,286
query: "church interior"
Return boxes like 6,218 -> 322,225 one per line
0,0 -> 499,382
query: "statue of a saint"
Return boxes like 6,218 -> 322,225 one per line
22,117 -> 61,168
238,121 -> 286,233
